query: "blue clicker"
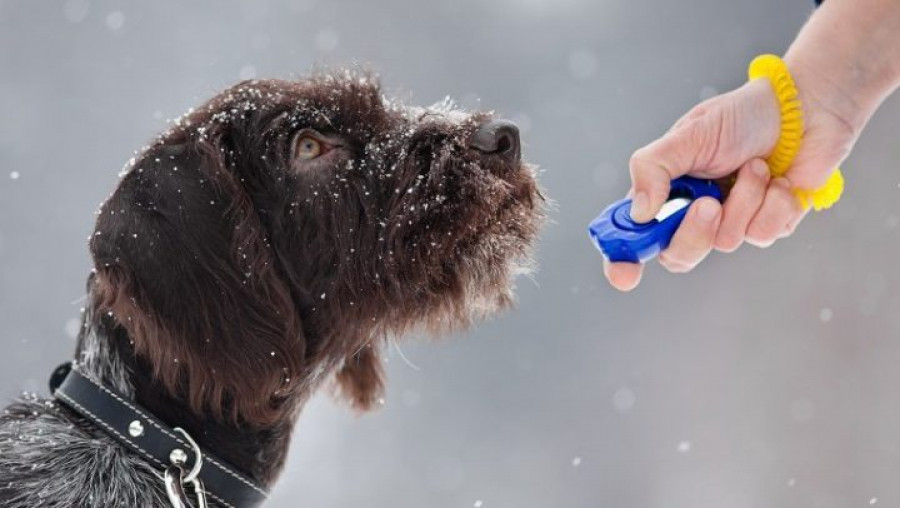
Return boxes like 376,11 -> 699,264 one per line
588,176 -> 723,263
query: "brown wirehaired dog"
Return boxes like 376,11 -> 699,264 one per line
0,71 -> 543,506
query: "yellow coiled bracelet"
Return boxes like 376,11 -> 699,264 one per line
747,54 -> 844,211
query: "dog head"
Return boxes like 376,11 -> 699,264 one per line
89,71 -> 544,425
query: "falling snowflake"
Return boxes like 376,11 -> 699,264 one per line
612,387 -> 636,413
105,10 -> 125,31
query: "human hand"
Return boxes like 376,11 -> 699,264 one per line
605,72 -> 858,291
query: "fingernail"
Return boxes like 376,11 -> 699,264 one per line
696,199 -> 720,224
752,161 -> 770,178
631,191 -> 649,220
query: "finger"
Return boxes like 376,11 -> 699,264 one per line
786,161 -> 837,190
603,260 -> 644,292
783,205 -> 809,237
745,178 -> 804,248
786,148 -> 848,191
714,159 -> 770,253
629,110 -> 719,222
658,197 -> 722,273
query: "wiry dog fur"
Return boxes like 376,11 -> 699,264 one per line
0,70 -> 543,507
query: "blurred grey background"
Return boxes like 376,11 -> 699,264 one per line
2,0 -> 899,506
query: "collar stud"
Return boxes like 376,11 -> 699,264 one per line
128,420 -> 145,438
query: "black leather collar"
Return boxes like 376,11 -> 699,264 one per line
50,362 -> 269,508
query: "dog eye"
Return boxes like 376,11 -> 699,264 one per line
295,136 -> 323,160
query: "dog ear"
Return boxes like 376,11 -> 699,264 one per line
334,345 -> 385,412
90,136 -> 305,425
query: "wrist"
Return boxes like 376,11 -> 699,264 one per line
742,78 -> 783,159
784,0 -> 900,137
784,49 -> 872,139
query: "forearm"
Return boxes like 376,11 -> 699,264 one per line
784,0 -> 900,133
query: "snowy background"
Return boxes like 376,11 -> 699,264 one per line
2,0 -> 900,506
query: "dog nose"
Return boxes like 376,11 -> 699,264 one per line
469,120 -> 520,162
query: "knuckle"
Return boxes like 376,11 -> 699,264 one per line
758,219 -> 778,236
781,221 -> 798,238
747,223 -> 777,243
745,231 -> 776,248
629,154 -> 664,185
629,150 -> 651,173
747,207 -> 787,239
679,223 -> 715,251
714,232 -> 742,253
781,212 -> 805,237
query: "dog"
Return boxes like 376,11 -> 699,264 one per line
0,71 -> 543,507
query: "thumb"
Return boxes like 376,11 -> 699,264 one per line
628,105 -> 722,222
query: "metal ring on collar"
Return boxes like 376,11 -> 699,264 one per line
173,427 -> 204,484
164,464 -> 209,508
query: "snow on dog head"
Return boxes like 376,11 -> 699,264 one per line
89,70 -> 545,424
